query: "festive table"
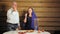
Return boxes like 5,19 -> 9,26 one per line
3,30 -> 51,34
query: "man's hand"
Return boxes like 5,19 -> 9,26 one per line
13,7 -> 17,11
18,23 -> 21,30
18,26 -> 21,30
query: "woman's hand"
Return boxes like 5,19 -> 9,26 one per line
25,13 -> 27,18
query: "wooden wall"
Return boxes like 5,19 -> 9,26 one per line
0,0 -> 60,34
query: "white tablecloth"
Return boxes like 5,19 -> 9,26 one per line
3,30 -> 51,34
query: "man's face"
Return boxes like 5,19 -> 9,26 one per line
12,2 -> 17,9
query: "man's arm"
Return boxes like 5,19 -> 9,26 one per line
17,12 -> 21,30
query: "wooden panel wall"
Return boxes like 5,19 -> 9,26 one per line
0,0 -> 60,32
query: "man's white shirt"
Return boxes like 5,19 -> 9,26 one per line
7,8 -> 19,24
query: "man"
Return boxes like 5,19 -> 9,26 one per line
7,2 -> 20,31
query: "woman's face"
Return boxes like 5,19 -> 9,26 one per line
28,8 -> 32,14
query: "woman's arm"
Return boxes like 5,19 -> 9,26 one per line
24,13 -> 27,23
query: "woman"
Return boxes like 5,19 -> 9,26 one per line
24,7 -> 38,30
